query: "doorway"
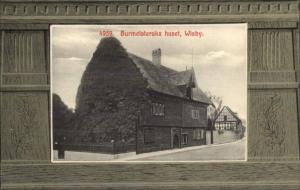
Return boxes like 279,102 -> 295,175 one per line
173,134 -> 180,148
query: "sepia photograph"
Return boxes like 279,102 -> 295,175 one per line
51,24 -> 247,162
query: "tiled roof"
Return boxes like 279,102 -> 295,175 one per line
192,88 -> 212,104
128,53 -> 212,105
169,70 -> 194,86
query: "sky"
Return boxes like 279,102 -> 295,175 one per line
51,24 -> 247,120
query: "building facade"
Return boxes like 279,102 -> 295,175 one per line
130,49 -> 212,154
136,91 -> 209,153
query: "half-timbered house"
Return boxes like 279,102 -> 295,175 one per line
214,106 -> 243,131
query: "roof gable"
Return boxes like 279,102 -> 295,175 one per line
215,106 -> 241,122
169,70 -> 192,86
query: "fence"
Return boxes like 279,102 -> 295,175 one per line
53,141 -> 136,155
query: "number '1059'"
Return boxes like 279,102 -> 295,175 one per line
99,30 -> 113,37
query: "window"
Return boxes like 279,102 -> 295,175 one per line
226,123 -> 230,130
192,110 -> 199,119
224,115 -> 227,121
193,129 -> 205,140
144,128 -> 155,144
152,102 -> 165,116
182,134 -> 188,145
193,129 -> 201,140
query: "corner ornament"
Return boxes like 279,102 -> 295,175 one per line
9,95 -> 35,159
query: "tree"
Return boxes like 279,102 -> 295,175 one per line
74,37 -> 148,144
205,91 -> 223,144
52,93 -> 75,144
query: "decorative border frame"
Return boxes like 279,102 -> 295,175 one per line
1,0 -> 299,189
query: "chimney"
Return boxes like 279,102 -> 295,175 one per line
152,48 -> 161,66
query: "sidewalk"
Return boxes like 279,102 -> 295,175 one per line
116,138 -> 246,161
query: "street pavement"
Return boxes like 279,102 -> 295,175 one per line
53,138 -> 246,162
127,138 -> 246,161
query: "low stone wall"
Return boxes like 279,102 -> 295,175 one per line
206,130 -> 242,145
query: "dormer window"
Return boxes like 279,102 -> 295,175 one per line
186,86 -> 192,99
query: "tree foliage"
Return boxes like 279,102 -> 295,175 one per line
52,93 -> 75,143
74,37 -> 148,144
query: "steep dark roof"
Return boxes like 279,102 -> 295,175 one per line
192,88 -> 212,103
169,70 -> 193,86
128,53 -> 212,105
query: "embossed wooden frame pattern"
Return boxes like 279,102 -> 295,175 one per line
0,0 -> 299,189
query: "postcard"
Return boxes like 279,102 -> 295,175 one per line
51,24 -> 247,162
